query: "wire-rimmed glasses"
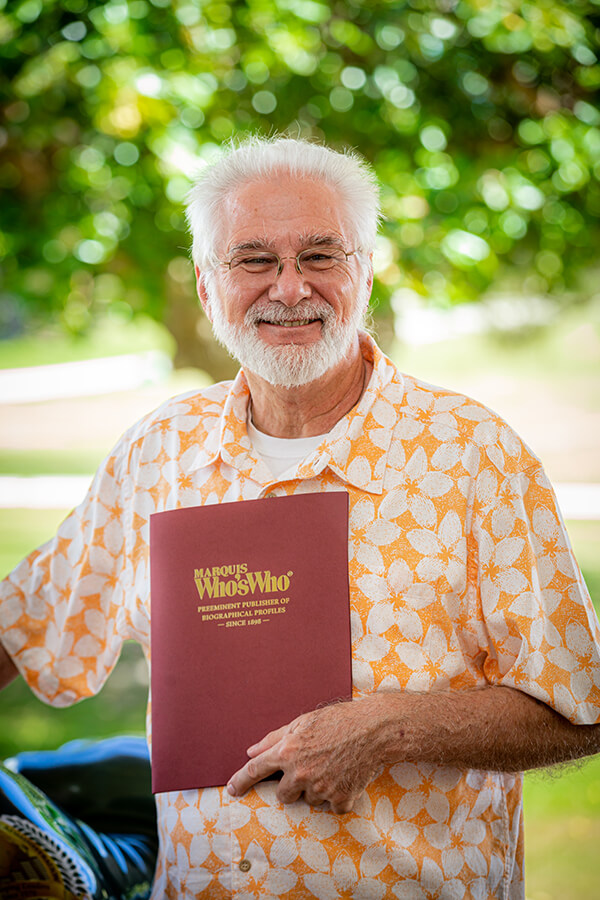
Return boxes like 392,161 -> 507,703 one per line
219,246 -> 359,278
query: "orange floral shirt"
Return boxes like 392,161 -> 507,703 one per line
2,334 -> 599,900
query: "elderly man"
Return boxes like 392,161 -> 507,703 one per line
1,136 -> 600,900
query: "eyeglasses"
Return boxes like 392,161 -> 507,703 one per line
219,246 -> 359,277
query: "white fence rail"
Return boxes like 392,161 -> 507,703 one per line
0,475 -> 598,520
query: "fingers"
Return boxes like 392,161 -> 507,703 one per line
228,754 -> 358,813
330,797 -> 354,815
275,772 -> 304,805
278,779 -> 355,812
277,774 -> 329,808
228,717 -> 305,796
226,707 -> 363,814
301,790 -> 326,808
227,747 -> 282,796
246,717 -> 303,757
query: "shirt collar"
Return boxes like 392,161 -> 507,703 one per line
188,333 -> 403,494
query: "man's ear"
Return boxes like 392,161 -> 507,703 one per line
364,253 -> 374,296
195,265 -> 213,322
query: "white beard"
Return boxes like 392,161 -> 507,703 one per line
205,282 -> 369,388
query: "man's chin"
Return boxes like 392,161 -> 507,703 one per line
211,316 -> 359,388
242,345 -> 333,388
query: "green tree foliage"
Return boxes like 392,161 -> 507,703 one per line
1,0 -> 599,369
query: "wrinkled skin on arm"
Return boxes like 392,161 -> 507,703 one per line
227,687 -> 600,813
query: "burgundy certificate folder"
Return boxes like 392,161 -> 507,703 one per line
150,491 -> 352,793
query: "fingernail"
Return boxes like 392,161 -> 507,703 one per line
227,783 -> 236,796
247,744 -> 256,753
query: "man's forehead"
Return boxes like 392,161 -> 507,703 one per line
218,175 -> 350,251
227,231 -> 347,253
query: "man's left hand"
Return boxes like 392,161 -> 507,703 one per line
226,700 -> 381,814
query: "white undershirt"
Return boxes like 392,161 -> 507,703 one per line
247,419 -> 330,479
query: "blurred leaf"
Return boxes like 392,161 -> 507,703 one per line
1,0 -> 599,368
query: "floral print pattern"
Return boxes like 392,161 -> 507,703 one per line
2,334 -> 599,899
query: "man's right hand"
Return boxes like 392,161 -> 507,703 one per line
227,698 -> 390,813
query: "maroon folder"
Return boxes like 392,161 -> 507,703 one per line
150,491 -> 352,793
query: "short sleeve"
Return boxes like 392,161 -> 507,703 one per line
474,461 -> 600,724
0,448 -> 134,707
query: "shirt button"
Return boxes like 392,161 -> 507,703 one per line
239,859 -> 251,873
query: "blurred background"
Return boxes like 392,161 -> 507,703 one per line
1,1 -> 599,897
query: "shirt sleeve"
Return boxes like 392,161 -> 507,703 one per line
474,460 -> 600,724
0,446 -> 135,708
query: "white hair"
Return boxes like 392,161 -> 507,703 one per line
185,135 -> 381,270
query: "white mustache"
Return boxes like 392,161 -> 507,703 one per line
245,302 -> 333,326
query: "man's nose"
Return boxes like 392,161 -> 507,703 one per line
267,258 -> 311,306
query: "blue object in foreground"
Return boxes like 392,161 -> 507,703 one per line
0,736 -> 157,899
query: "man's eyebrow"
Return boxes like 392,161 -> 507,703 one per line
299,232 -> 346,248
228,239 -> 276,254
227,233 -> 347,255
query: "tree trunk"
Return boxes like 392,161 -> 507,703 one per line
164,270 -> 239,384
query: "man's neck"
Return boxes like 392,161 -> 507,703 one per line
245,341 -> 371,439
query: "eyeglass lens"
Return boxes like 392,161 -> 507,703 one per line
229,248 -> 349,274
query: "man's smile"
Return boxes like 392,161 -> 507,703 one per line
256,318 -> 324,341
256,317 -> 322,327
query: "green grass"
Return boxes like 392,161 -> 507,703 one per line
0,508 -> 70,581
0,449 -> 103,476
389,305 -> 600,389
524,757 -> 600,900
0,314 -> 174,369
566,520 -> 600,611
0,642 -> 147,757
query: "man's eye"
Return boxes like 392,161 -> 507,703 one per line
234,255 -> 277,270
301,249 -> 343,269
